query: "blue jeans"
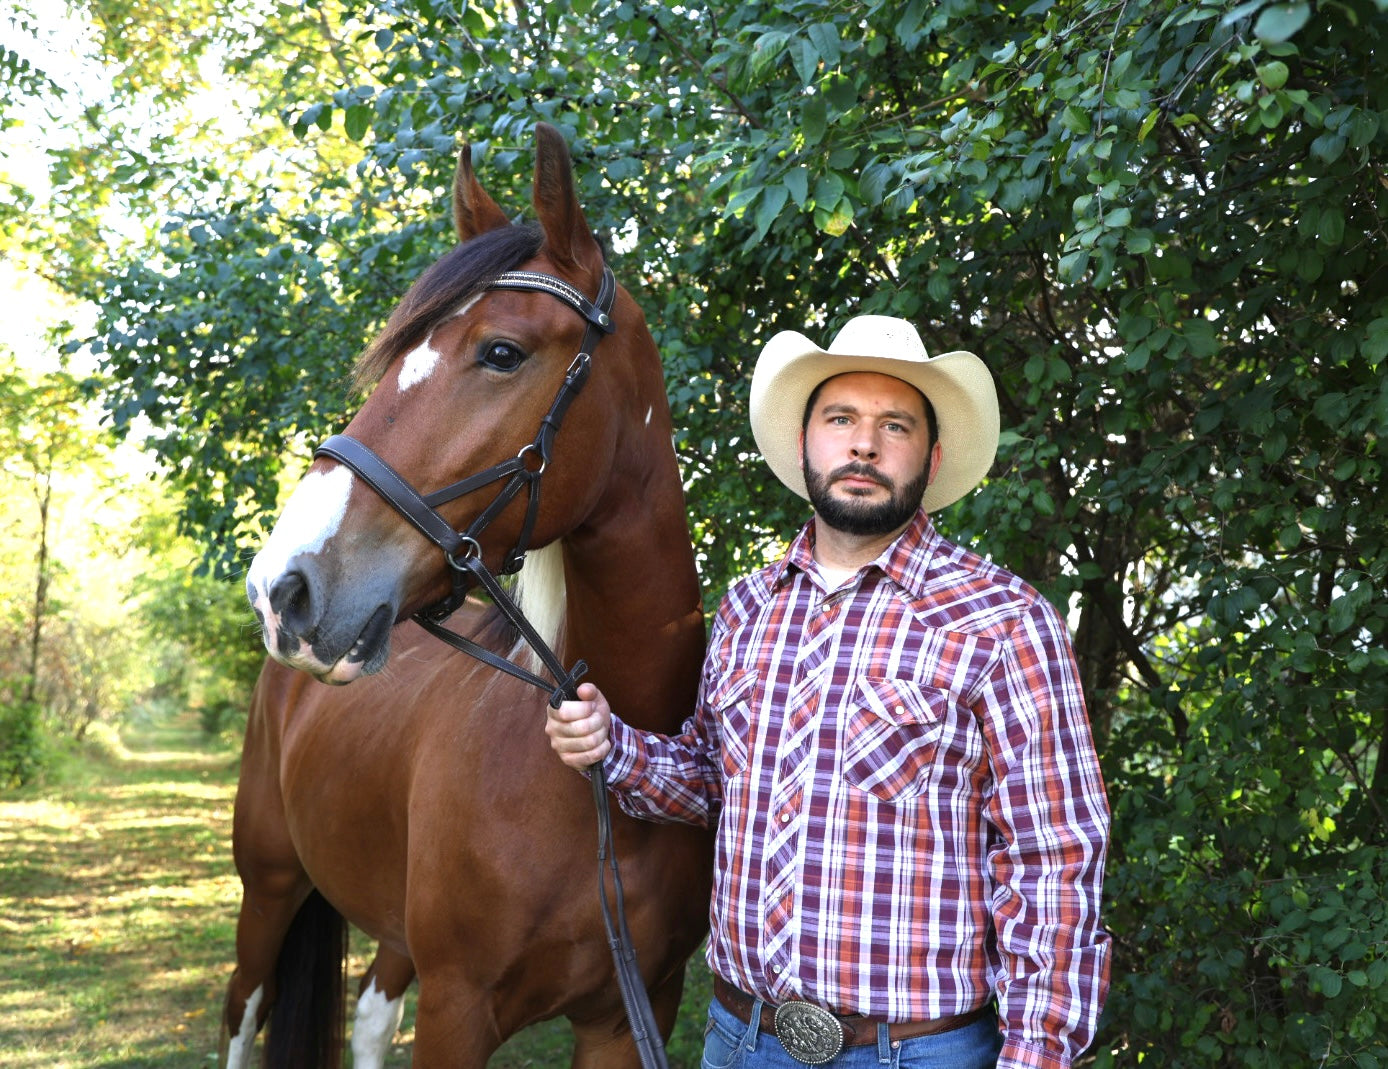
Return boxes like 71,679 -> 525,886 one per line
700,994 -> 1002,1069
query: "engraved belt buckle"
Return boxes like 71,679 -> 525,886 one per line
773,1000 -> 846,1065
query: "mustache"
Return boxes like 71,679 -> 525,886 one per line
829,462 -> 894,490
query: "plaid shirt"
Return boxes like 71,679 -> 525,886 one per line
604,509 -> 1111,1069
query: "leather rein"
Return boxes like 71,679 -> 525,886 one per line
313,265 -> 669,1069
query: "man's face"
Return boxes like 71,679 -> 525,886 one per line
799,372 -> 941,537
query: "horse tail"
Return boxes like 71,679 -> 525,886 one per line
264,888 -> 347,1069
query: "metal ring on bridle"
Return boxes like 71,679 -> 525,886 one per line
446,536 -> 483,569
516,443 -> 547,476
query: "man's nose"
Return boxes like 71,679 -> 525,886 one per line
850,429 -> 880,460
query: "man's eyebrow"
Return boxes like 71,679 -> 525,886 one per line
818,400 -> 921,426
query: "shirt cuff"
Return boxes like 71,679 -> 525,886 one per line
997,1037 -> 1071,1069
601,713 -> 645,788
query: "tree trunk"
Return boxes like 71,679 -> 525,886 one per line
24,468 -> 52,707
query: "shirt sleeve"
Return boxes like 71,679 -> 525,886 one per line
977,595 -> 1112,1068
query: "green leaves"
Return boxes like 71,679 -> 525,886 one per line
1254,2 -> 1312,44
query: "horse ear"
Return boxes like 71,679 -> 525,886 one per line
531,123 -> 603,275
453,142 -> 511,242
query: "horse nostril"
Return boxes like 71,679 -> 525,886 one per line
268,570 -> 314,638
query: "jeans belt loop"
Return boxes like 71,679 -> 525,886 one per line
745,997 -> 764,1051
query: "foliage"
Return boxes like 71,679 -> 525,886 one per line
132,560 -> 266,737
48,0 -> 1388,1062
0,355 -> 120,774
0,691 -> 45,789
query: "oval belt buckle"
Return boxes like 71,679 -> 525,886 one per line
773,1001 -> 846,1065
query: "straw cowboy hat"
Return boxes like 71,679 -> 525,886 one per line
749,315 -> 1000,514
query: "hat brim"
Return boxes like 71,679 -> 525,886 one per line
749,331 -> 999,513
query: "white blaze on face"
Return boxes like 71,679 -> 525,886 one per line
397,295 -> 481,393
398,334 -> 440,391
247,464 -> 354,611
224,984 -> 263,1069
351,977 -> 408,1069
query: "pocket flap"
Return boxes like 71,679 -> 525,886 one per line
854,676 -> 943,727
706,666 -> 757,711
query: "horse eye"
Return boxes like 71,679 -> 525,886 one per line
479,341 -> 527,372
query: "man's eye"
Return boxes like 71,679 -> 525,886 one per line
480,341 -> 527,372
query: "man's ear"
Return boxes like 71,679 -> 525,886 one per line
797,428 -> 806,467
928,439 -> 944,483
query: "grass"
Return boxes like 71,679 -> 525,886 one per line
0,710 -> 711,1067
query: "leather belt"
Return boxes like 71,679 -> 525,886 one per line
713,976 -> 990,1064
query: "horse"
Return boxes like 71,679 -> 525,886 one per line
221,123 -> 712,1068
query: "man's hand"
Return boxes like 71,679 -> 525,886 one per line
546,682 -> 614,769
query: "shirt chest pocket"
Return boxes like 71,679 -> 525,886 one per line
842,677 -> 948,802
709,668 -> 758,778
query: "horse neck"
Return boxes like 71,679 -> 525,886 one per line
557,372 -> 704,736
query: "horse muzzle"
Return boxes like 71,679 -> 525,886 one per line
247,553 -> 399,684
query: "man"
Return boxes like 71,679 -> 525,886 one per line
547,316 -> 1111,1068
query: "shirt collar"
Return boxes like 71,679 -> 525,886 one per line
771,508 -> 941,596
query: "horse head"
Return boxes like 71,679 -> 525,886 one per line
246,125 -> 667,684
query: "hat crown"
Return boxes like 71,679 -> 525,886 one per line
828,315 -> 928,363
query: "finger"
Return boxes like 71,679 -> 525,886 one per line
574,681 -> 600,702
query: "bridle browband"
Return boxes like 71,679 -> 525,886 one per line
311,264 -> 670,1069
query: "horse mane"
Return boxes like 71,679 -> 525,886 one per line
353,224 -> 545,392
459,541 -> 566,677
512,541 -> 566,669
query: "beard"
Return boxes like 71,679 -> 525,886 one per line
803,458 -> 930,537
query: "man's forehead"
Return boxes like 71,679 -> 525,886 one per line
813,371 -> 927,414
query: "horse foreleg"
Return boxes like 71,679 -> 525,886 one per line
408,970 -> 501,1069
568,965 -> 689,1069
352,945 -> 415,1069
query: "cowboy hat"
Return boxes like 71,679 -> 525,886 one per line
749,315 -> 999,513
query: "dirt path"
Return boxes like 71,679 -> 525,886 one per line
0,714 -> 239,1068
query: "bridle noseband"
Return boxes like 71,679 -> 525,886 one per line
310,264 -> 670,1069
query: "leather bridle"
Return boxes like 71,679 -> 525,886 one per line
315,266 -> 616,628
313,265 -> 670,1069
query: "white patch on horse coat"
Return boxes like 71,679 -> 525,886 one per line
351,977 -> 407,1069
398,294 -> 481,392
398,334 -> 441,391
645,405 -> 653,427
224,984 -> 263,1069
247,465 -> 354,619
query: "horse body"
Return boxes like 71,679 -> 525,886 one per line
223,126 -> 711,1068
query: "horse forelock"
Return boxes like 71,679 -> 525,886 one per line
353,225 -> 545,392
